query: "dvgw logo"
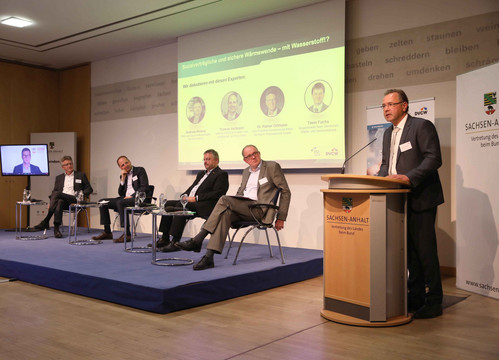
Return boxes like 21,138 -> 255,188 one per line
414,106 -> 428,116
326,147 -> 338,156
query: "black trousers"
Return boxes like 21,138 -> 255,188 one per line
98,196 -> 135,232
46,191 -> 77,226
159,200 -> 201,241
407,206 -> 443,306
158,200 -> 197,241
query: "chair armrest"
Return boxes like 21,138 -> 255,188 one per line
248,203 -> 279,227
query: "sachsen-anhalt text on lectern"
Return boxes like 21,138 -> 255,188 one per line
320,174 -> 412,327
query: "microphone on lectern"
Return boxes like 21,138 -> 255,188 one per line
340,138 -> 377,174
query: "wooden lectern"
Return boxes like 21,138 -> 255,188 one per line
320,174 -> 412,326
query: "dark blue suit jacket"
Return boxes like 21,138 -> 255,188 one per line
13,164 -> 42,175
379,115 -> 444,212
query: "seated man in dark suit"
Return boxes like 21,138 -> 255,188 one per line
13,148 -> 42,174
92,155 -> 151,243
34,155 -> 93,238
157,149 -> 229,252
176,145 -> 291,270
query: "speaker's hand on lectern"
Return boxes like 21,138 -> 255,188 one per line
387,174 -> 410,184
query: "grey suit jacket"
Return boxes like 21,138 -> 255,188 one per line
236,160 -> 291,223
379,115 -> 444,211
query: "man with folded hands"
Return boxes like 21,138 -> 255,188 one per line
156,149 -> 229,252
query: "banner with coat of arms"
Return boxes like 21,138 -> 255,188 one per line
456,62 -> 499,300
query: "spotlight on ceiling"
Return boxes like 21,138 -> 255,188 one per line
1,17 -> 33,28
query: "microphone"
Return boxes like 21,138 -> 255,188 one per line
341,138 -> 377,174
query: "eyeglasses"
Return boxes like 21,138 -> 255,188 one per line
381,101 -> 405,109
61,162 -> 73,167
243,151 -> 260,159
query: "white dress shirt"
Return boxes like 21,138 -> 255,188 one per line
389,114 -> 408,175
243,162 -> 262,200
63,172 -> 75,196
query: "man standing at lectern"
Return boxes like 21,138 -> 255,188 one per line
378,89 -> 444,319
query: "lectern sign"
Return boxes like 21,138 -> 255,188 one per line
324,193 -> 371,306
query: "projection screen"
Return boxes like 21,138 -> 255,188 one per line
178,0 -> 345,169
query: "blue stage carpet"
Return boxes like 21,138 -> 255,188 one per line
0,229 -> 323,313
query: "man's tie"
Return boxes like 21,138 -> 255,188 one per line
389,127 -> 400,175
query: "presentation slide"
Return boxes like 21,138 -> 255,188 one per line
177,0 -> 345,170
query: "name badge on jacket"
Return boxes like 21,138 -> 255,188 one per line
399,141 -> 412,152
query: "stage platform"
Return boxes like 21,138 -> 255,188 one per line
0,229 -> 323,314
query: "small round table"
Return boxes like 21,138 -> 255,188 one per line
124,204 -> 159,253
151,209 -> 195,266
68,203 -> 102,245
16,201 -> 48,240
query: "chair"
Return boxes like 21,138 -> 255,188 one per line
62,192 -> 93,234
63,206 -> 91,234
224,188 -> 285,265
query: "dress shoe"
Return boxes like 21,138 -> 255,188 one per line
175,238 -> 202,252
54,226 -> 63,238
92,232 -> 113,241
34,221 -> 49,230
159,242 -> 181,253
193,255 -> 214,270
156,236 -> 171,248
408,298 -> 425,313
413,303 -> 442,319
147,235 -> 170,248
113,234 -> 131,243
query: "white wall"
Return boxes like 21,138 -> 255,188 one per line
90,0 -> 499,269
